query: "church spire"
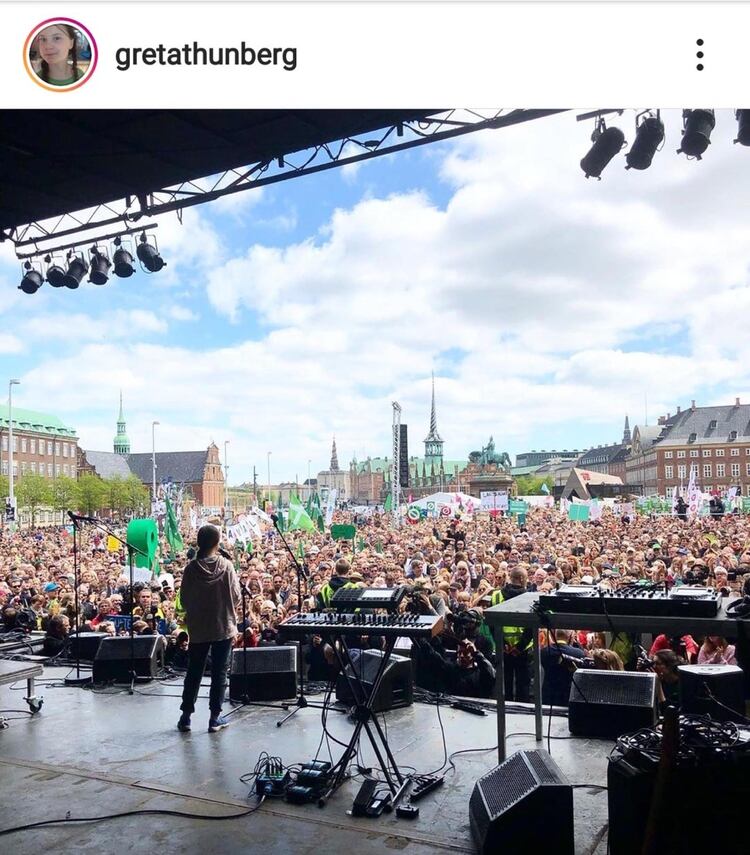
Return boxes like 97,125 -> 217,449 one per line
113,391 -> 131,454
330,436 -> 340,472
424,372 -> 444,468
622,414 -> 631,445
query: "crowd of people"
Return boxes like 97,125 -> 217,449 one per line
2,506 -> 749,706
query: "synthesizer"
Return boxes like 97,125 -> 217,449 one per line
280,612 -> 444,638
330,586 -> 406,612
538,585 -> 721,618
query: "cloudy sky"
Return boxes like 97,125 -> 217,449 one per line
2,108 -> 750,484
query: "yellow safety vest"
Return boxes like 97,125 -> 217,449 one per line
319,580 -> 358,608
490,589 -> 531,650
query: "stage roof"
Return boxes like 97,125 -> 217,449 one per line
0,109 -> 439,234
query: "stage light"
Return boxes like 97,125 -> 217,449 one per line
677,109 -> 715,159
136,233 -> 166,273
45,254 -> 67,288
89,247 -> 111,285
625,112 -> 665,170
18,261 -> 43,294
580,120 -> 626,179
734,110 -> 750,146
62,252 -> 89,289
112,237 -> 135,278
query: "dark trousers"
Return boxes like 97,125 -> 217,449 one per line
180,638 -> 232,717
504,649 -> 531,702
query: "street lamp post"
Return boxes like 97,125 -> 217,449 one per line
8,380 -> 20,520
151,421 -> 160,507
224,440 -> 230,517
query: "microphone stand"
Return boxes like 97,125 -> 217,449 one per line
63,515 -> 91,686
66,513 -> 149,695
272,515 -> 329,727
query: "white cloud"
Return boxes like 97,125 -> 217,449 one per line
0,333 -> 23,354
168,305 -> 199,322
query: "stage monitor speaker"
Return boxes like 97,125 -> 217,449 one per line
92,635 -> 164,683
679,663 -> 745,721
336,649 -> 413,712
399,423 -> 409,488
569,670 -> 657,739
229,645 -> 297,702
469,749 -> 573,855
68,632 -> 106,661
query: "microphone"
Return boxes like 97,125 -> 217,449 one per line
218,547 -> 233,561
67,510 -> 98,524
270,513 -> 279,525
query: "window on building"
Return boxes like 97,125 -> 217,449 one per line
708,420 -> 717,430
746,462 -> 750,477
47,441 -> 53,456
730,448 -> 739,456
691,464 -> 698,476
703,449 -> 712,458
12,437 -> 17,452
664,451 -> 673,459
12,463 -> 18,477
688,433 -> 697,443
731,463 -> 740,477
677,450 -> 686,458
30,439 -> 35,454
1,436 -> 6,452
55,442 -> 61,456
47,463 -> 53,476
55,464 -> 61,476
704,464 -> 712,478
730,430 -> 738,441
31,462 -> 36,474
62,443 -> 68,457
690,450 -> 699,458
665,486 -> 674,498
1,461 -> 7,475
21,438 -> 27,453
716,449 -> 725,457
678,465 -> 687,479
665,465 -> 674,478
21,462 -> 27,474
716,463 -> 725,477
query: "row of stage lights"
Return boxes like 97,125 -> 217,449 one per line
581,109 -> 750,179
18,232 -> 166,295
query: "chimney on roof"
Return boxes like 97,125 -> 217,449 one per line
736,397 -> 741,406
676,405 -> 681,414
658,416 -> 666,425
691,400 -> 696,410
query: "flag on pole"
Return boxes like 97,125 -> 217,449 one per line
325,489 -> 337,526
687,465 -> 700,517
541,482 -> 550,495
288,494 -> 315,532
384,493 -> 393,513
164,495 -> 184,553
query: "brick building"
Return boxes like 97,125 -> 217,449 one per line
625,399 -> 750,497
0,405 -> 79,481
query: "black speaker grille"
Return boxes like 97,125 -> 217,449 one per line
95,636 -> 160,660
526,750 -> 558,785
477,752 -> 536,818
231,646 -> 296,674
571,671 -> 656,707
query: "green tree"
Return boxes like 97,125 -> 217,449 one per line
123,475 -> 150,517
15,474 -> 52,526
52,475 -> 78,525
105,475 -> 130,518
514,475 -> 554,496
0,474 -> 8,500
76,473 -> 107,516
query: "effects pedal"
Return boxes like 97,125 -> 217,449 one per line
396,803 -> 420,819
409,774 -> 445,802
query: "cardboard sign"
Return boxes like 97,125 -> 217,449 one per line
331,524 -> 356,541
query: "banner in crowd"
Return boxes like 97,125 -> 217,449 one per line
480,490 -> 509,511
325,489 -> 338,526
226,512 -> 262,546
568,502 -> 590,521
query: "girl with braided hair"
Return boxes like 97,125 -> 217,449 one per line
34,24 -> 83,86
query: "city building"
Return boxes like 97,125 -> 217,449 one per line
0,405 -> 79,481
515,448 -> 584,468
575,416 -> 631,476
624,399 -> 750,497
317,437 -> 352,500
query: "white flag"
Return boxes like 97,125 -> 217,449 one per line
325,489 -> 338,526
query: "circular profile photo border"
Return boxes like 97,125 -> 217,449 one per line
24,17 -> 98,92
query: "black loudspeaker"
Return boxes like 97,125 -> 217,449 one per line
69,632 -> 107,661
399,423 -> 409,488
92,635 -> 165,683
336,650 -> 413,712
569,670 -> 657,738
229,645 -> 297,701
469,749 -> 573,855
679,664 -> 745,721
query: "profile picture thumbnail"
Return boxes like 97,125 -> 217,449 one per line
25,18 -> 97,91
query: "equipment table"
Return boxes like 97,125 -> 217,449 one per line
0,659 -> 44,713
484,592 -> 746,762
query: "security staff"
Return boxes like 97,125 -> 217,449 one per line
317,557 -> 358,609
490,567 -> 533,702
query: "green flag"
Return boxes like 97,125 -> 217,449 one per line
384,493 -> 393,512
246,539 -> 254,555
288,493 -> 315,532
296,540 -> 305,561
164,495 -> 184,554
276,510 -> 285,532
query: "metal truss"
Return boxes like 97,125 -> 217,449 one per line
392,401 -> 402,522
8,109 -> 567,257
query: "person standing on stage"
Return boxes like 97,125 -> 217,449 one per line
177,525 -> 241,733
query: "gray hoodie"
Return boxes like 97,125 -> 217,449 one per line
180,555 -> 241,644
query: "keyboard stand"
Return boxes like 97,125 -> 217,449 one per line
319,634 -> 410,807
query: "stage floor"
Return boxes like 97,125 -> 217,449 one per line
0,666 -> 609,854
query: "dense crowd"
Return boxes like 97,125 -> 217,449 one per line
2,507 -> 749,703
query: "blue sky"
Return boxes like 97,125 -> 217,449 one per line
2,109 -> 750,483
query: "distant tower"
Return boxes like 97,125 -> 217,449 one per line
424,372 -> 444,469
622,414 -> 631,445
330,436 -> 340,472
113,391 -> 131,454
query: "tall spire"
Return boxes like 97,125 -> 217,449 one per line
330,436 -> 340,471
113,391 -> 131,454
424,372 -> 444,468
622,414 -> 631,445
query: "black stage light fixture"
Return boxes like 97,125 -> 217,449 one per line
89,246 -> 111,285
136,232 -> 166,273
112,236 -> 135,278
734,109 -> 750,146
580,119 -> 626,179
45,254 -> 67,288
62,251 -> 89,289
677,109 -> 715,159
625,111 -> 665,170
18,261 -> 43,294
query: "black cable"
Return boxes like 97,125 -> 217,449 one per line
0,796 -> 266,837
